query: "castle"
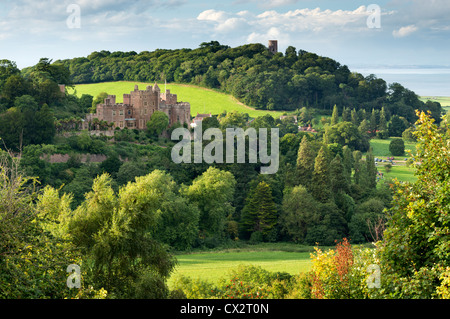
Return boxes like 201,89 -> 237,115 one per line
82,83 -> 191,130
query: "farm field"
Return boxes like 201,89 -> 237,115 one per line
71,81 -> 287,118
168,244 -> 314,288
420,96 -> 450,110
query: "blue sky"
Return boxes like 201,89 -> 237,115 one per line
1,0 -> 449,94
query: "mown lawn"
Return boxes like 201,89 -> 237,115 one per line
168,243 -> 314,288
70,81 -> 287,118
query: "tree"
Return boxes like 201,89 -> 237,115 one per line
388,115 -> 407,137
331,104 -> 339,125
342,106 -> 351,122
91,92 -> 108,113
240,181 -> 278,239
342,145 -> 354,183
296,136 -> 315,186
147,111 -> 169,137
280,185 -> 319,243
63,171 -> 178,297
116,160 -> 147,185
389,138 -> 405,156
324,121 -> 370,152
378,111 -> 450,298
181,167 -> 236,238
329,154 -> 349,195
311,146 -> 331,203
377,107 -> 388,139
0,156 -> 86,298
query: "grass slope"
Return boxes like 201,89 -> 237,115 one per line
71,81 -> 287,118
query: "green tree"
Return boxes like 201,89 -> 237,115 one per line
0,156 -> 88,298
91,92 -> 108,113
311,146 -> 331,203
295,136 -> 315,186
331,104 -> 339,125
342,145 -> 354,182
389,138 -> 405,156
378,111 -> 450,298
377,107 -> 389,139
329,154 -> 349,194
64,171 -> 178,297
147,110 -> 169,137
240,181 -> 278,239
181,167 -> 236,238
280,185 -> 319,243
388,115 -> 407,137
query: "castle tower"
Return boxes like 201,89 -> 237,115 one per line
268,40 -> 278,54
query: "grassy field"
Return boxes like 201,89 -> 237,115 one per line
369,138 -> 418,183
369,138 -> 417,158
71,81 -> 287,118
168,243 -> 314,288
420,96 -> 450,106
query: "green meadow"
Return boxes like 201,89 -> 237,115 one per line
168,244 -> 314,288
369,138 -> 417,158
369,138 -> 418,183
71,81 -> 287,118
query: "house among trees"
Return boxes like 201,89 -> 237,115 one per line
190,112 -> 212,128
82,84 -> 191,130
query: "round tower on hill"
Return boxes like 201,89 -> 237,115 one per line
268,40 -> 278,54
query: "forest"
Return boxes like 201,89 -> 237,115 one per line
1,43 -> 449,299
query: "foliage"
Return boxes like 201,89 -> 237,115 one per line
172,265 -> 293,299
53,44 -> 441,123
308,239 -> 371,299
181,167 -> 236,239
147,110 -> 169,137
0,154 -> 102,299
377,111 -> 450,298
389,138 -> 405,156
240,181 -> 278,240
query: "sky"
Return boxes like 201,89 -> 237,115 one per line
1,0 -> 449,95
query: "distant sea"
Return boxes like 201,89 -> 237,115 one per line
350,66 -> 450,97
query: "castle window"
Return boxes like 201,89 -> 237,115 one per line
128,110 -> 131,115
112,110 -> 116,116
144,109 -> 147,115
144,102 -> 147,106
119,110 -> 124,116
120,121 -> 123,128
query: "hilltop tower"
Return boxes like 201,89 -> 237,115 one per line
268,40 -> 278,54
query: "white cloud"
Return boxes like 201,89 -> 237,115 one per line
197,9 -> 228,22
392,25 -> 418,38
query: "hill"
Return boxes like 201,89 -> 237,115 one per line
71,81 -> 286,118
53,41 -> 444,126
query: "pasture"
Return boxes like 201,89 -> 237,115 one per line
168,244 -> 314,288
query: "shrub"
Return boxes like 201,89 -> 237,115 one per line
389,138 -> 405,156
308,238 -> 369,299
133,271 -> 169,299
171,275 -> 216,299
